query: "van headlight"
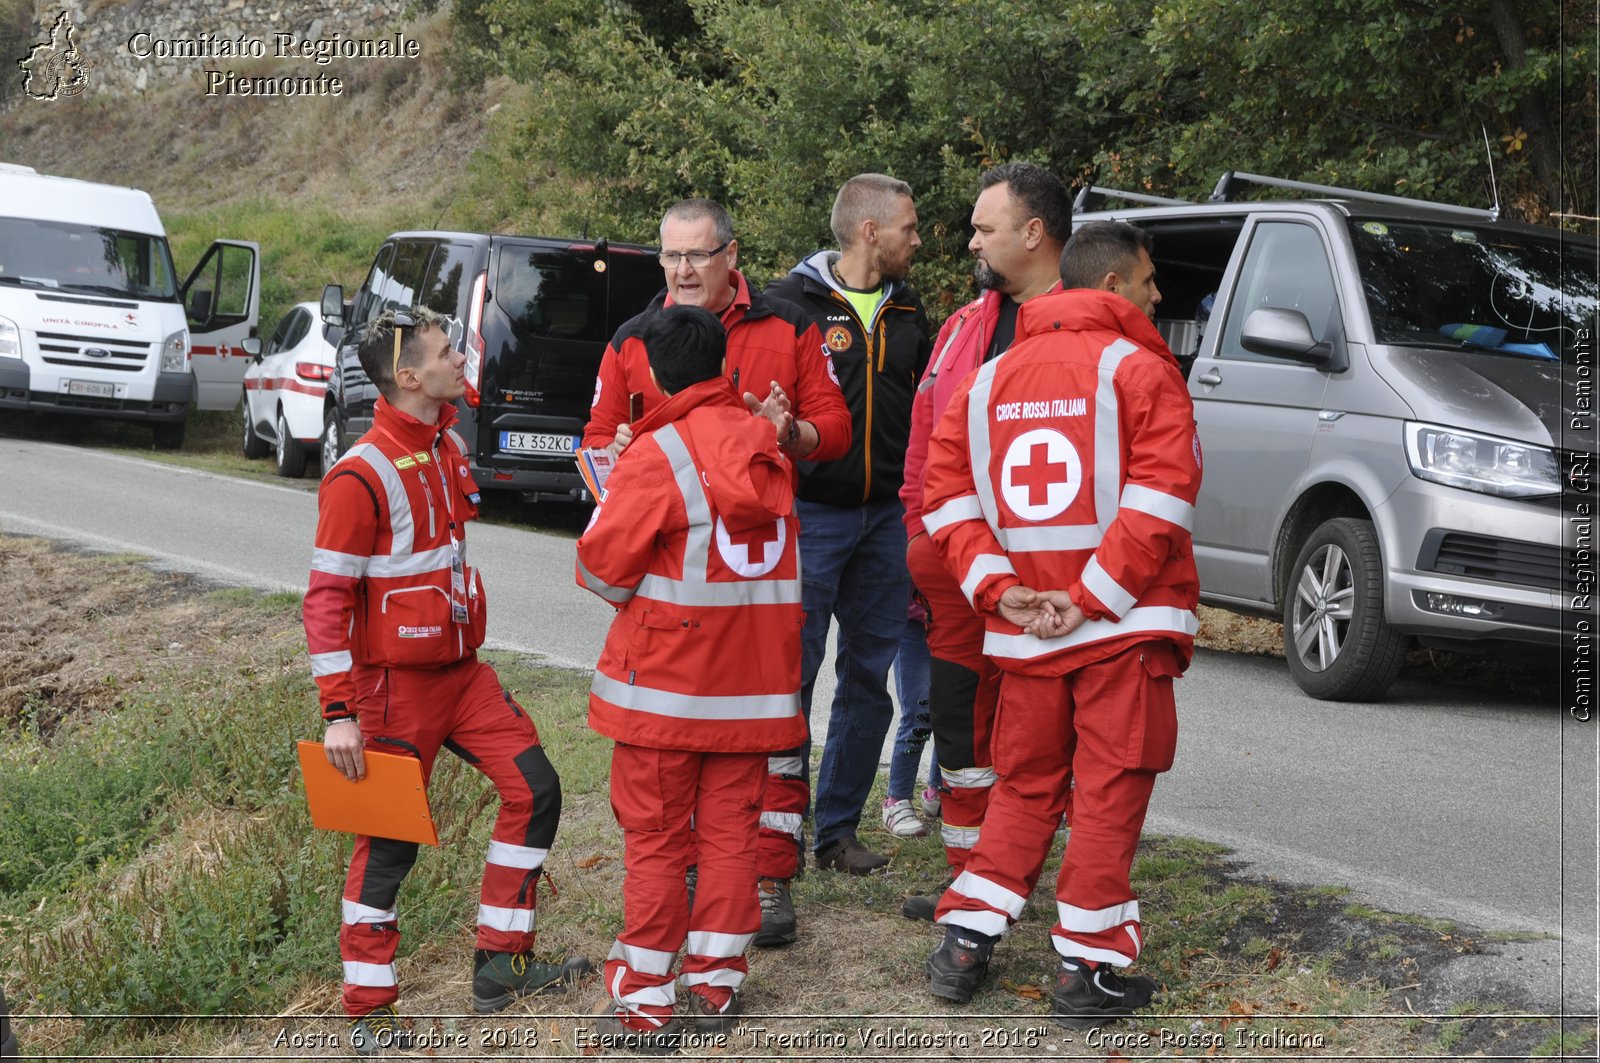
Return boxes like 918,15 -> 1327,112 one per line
160,329 -> 189,373
1404,422 -> 1560,498
0,316 -> 20,359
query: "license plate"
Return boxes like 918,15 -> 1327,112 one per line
66,380 -> 114,398
499,431 -> 578,455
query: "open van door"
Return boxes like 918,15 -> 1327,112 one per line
181,239 -> 260,409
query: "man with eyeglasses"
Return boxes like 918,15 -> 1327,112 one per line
582,198 -> 851,466
307,307 -> 587,1054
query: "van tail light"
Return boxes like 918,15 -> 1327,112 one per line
463,269 -> 488,407
295,363 -> 333,382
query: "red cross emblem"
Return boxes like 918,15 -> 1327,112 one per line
999,428 -> 1080,520
715,516 -> 786,576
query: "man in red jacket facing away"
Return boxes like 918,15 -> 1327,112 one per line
899,163 -> 1072,919
306,306 -> 586,1055
919,221 -> 1197,1030
576,306 -> 807,1054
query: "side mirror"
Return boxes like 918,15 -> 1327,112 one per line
187,288 -> 213,326
321,284 -> 345,326
241,336 -> 263,360
1240,308 -> 1336,366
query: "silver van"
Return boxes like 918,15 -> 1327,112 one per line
1079,173 -> 1596,700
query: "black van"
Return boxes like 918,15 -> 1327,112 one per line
320,231 -> 662,501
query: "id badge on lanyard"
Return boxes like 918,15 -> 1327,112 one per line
449,537 -> 469,625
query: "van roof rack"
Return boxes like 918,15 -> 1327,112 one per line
1073,185 -> 1192,212
1208,171 -> 1496,220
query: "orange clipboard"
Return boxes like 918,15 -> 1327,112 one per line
297,740 -> 440,846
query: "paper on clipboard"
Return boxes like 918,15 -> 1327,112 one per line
297,740 -> 439,846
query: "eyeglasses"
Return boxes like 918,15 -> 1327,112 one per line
656,240 -> 732,269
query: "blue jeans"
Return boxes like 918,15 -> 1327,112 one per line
889,617 -> 937,801
797,496 -> 911,852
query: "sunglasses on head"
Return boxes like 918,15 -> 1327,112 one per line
390,310 -> 417,380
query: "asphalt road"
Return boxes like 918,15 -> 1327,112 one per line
2,436 -> 1595,1014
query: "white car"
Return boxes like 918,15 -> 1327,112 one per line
242,301 -> 337,477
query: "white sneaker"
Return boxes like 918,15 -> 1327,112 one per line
921,786 -> 942,820
882,797 -> 927,838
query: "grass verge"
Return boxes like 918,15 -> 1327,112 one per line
0,538 -> 1590,1060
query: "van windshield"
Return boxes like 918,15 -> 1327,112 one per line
0,217 -> 178,300
1350,217 -> 1597,364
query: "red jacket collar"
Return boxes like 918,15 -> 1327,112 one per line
374,395 -> 457,450
635,376 -> 746,435
663,269 -> 753,328
1016,288 -> 1175,362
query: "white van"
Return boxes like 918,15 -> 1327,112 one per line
0,163 -> 259,448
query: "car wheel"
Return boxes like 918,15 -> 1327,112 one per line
321,407 -> 345,472
152,419 -> 187,451
241,392 -> 269,459
1283,517 -> 1408,701
274,407 -> 308,478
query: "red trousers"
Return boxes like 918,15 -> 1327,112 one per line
605,744 -> 766,1017
907,532 -> 1000,873
935,641 -> 1180,966
340,657 -> 560,1016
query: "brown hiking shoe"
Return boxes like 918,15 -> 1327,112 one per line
813,836 -> 888,875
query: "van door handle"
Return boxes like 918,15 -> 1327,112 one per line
1197,369 -> 1223,386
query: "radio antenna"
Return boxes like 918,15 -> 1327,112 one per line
1481,124 -> 1501,222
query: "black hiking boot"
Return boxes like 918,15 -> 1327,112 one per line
924,926 -> 995,1003
1050,959 -> 1159,1029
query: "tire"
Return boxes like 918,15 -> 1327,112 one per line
241,392 -> 269,459
152,418 -> 187,451
320,406 -> 345,473
274,407 -> 308,478
1282,517 -> 1408,701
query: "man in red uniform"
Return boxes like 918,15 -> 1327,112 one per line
306,307 -> 585,1055
899,163 -> 1072,919
583,197 -> 850,468
576,306 -> 807,1054
919,221 -> 1197,1029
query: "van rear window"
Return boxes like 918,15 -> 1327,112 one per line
0,217 -> 177,300
495,249 -> 606,342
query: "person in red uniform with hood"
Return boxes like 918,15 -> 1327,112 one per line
306,306 -> 586,1055
920,222 -> 1200,1030
576,306 -> 807,1054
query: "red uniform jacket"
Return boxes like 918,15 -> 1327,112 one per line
581,269 -> 852,473
922,289 -> 1202,676
576,377 -> 808,753
304,397 -> 486,717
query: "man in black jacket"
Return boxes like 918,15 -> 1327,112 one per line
755,173 -> 932,944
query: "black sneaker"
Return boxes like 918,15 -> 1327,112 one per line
471,950 -> 593,1014
752,877 -> 796,948
347,1005 -> 412,1056
925,926 -> 994,1003
813,836 -> 889,875
1051,960 -> 1159,1029
901,877 -> 954,922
